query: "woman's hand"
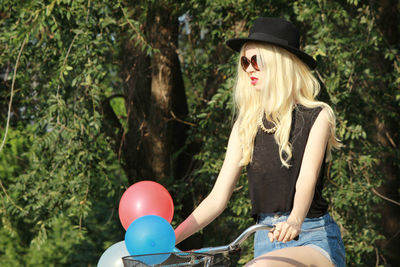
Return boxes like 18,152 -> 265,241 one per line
268,219 -> 301,243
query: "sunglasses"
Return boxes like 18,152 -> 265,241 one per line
241,55 -> 260,71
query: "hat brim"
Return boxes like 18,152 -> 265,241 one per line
226,37 -> 317,70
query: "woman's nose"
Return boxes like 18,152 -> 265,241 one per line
246,65 -> 256,73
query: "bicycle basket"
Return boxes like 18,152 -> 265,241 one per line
122,252 -> 214,267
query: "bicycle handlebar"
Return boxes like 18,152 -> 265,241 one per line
193,224 -> 274,255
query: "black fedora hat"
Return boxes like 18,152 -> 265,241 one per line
226,17 -> 317,69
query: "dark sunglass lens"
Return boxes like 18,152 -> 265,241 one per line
251,55 -> 260,71
241,56 -> 250,70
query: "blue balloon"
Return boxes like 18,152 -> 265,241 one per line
125,215 -> 175,265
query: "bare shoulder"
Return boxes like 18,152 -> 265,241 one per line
313,107 -> 331,128
230,120 -> 240,139
318,107 -> 331,119
232,119 -> 240,130
308,107 -> 332,144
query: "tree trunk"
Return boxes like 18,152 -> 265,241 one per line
373,0 -> 400,264
118,2 -> 188,183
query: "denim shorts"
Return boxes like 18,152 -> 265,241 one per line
254,212 -> 345,267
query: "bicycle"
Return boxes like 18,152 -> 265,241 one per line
122,224 -> 275,267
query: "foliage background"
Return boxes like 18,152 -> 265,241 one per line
0,0 -> 399,266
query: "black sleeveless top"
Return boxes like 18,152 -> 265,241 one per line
247,105 -> 329,218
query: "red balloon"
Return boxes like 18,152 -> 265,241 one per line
118,181 -> 174,230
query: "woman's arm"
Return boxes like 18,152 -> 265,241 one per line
271,108 -> 332,243
175,122 -> 243,245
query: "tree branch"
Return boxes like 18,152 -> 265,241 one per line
0,34 -> 28,215
365,173 -> 400,207
0,35 -> 28,153
169,111 -> 196,127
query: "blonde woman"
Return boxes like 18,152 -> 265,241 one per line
175,17 -> 345,267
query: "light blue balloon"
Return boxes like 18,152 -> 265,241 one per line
125,215 -> 175,265
97,241 -> 129,267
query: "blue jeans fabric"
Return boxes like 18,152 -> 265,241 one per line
254,212 -> 346,267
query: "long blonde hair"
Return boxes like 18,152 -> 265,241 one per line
233,42 -> 341,167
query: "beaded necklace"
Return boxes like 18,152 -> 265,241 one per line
258,113 -> 277,134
